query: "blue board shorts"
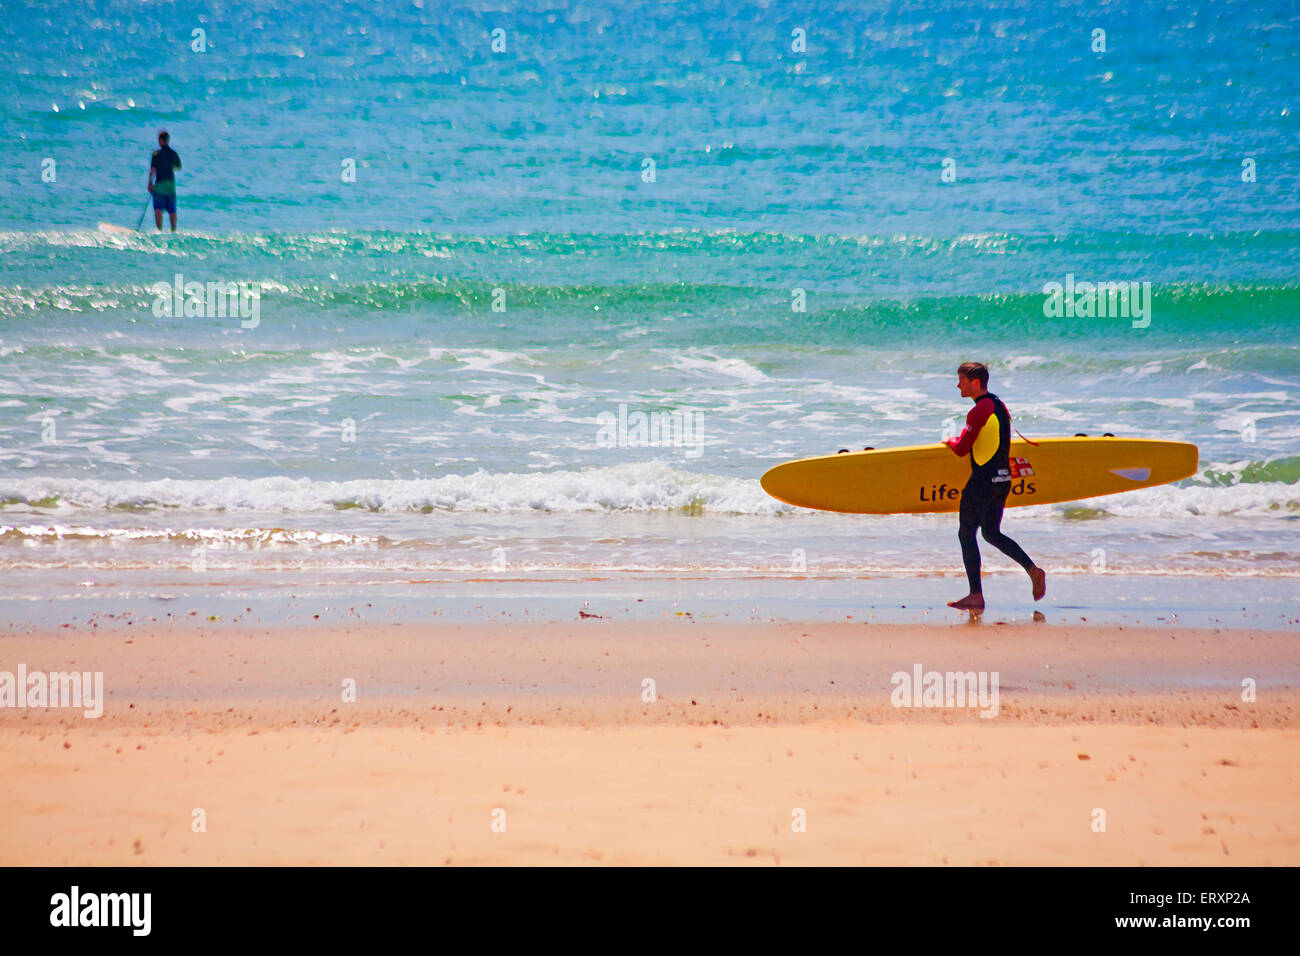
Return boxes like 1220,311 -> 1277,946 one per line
152,191 -> 177,214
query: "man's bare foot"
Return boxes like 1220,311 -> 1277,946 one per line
1029,566 -> 1046,601
947,593 -> 985,610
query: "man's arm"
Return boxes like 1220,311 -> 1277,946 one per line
945,397 -> 994,457
147,151 -> 157,192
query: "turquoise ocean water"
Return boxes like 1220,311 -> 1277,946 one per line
1,0 -> 1297,625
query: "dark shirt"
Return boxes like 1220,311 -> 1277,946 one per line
151,146 -> 181,194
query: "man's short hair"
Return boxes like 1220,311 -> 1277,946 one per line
158,130 -> 169,143
957,362 -> 989,388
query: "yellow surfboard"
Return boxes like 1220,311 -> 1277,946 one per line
760,437 -> 1198,514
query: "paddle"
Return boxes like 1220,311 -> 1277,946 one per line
135,196 -> 152,231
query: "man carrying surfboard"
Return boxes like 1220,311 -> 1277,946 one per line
944,362 -> 1046,610
147,131 -> 181,232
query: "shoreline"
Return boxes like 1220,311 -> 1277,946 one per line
2,569 -> 1298,633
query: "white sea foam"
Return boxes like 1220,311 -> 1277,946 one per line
0,524 -> 373,546
0,466 -> 1294,517
1069,481 -> 1300,519
0,465 -> 778,515
663,350 -> 769,383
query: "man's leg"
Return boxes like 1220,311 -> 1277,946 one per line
979,486 -> 1046,600
950,483 -> 988,609
168,211 -> 177,232
154,209 -> 163,230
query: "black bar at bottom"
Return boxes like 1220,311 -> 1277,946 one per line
0,865 -> 1279,942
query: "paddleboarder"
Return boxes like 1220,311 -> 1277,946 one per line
147,130 -> 181,232
944,362 -> 1046,610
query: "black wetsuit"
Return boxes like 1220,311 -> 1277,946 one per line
946,391 -> 1035,594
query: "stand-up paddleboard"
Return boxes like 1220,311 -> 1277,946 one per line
760,436 -> 1198,514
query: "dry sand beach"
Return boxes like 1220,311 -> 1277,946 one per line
2,618 -> 1296,866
